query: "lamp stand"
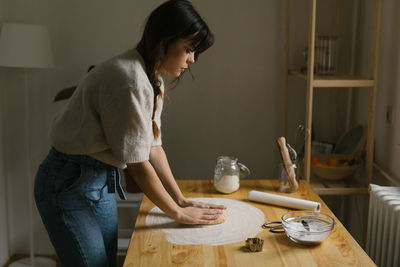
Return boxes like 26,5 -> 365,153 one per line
0,23 -> 56,267
8,70 -> 57,267
25,70 -> 35,267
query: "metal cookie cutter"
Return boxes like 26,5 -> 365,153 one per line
262,221 -> 285,233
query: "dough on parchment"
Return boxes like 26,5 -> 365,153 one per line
211,213 -> 228,225
146,198 -> 264,246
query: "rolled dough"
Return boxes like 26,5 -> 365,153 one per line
211,213 -> 228,225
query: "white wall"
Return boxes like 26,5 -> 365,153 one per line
162,0 -> 284,179
0,97 -> 9,267
0,0 -> 285,256
0,0 -> 11,265
352,0 -> 400,182
373,0 -> 400,182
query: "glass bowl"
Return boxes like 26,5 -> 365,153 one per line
281,211 -> 335,245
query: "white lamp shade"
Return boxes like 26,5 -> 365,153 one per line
0,23 -> 54,68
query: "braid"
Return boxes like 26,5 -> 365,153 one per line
149,71 -> 162,139
137,43 -> 163,139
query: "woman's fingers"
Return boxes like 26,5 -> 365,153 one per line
176,206 -> 225,225
187,201 -> 207,208
201,214 -> 222,220
202,209 -> 223,215
189,201 -> 226,210
206,203 -> 227,209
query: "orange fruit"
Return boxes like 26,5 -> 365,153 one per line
327,158 -> 340,167
311,156 -> 320,165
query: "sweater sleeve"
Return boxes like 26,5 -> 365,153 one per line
99,86 -> 154,163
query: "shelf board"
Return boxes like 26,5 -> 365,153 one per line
288,70 -> 375,88
310,176 -> 369,196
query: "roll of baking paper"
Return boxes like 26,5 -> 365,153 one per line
248,190 -> 321,211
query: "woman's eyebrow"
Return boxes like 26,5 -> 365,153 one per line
184,42 -> 195,50
184,39 -> 194,46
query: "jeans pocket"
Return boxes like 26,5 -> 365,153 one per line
55,160 -> 85,194
84,168 -> 108,202
84,187 -> 104,202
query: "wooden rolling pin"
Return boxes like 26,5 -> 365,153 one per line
277,137 -> 299,192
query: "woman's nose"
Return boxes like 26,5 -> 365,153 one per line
187,52 -> 195,64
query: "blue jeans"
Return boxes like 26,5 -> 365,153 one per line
34,148 -> 126,267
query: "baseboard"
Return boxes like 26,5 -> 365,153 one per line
3,254 -> 60,267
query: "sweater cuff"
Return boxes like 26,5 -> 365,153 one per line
116,143 -> 151,164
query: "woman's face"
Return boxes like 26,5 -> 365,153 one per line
160,39 -> 195,77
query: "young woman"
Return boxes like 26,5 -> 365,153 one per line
34,1 -> 225,266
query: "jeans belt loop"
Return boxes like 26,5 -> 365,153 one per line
107,169 -> 116,194
107,168 -> 126,200
115,169 -> 126,200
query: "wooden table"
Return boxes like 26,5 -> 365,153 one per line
123,180 -> 376,267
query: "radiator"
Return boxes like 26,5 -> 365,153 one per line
366,184 -> 400,267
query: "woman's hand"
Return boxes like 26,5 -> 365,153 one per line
178,198 -> 227,210
175,198 -> 227,225
175,206 -> 224,225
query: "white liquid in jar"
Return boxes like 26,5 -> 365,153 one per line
214,175 -> 240,193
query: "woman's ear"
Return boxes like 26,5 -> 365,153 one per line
154,42 -> 166,74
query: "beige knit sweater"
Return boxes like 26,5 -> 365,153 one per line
50,49 -> 163,169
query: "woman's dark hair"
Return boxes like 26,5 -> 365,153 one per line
137,0 -> 214,138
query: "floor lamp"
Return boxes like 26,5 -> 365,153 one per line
0,23 -> 55,267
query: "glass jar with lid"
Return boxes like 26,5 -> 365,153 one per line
213,156 -> 250,194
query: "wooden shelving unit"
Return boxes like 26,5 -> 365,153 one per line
283,0 -> 382,195
310,177 -> 369,195
288,70 -> 375,88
